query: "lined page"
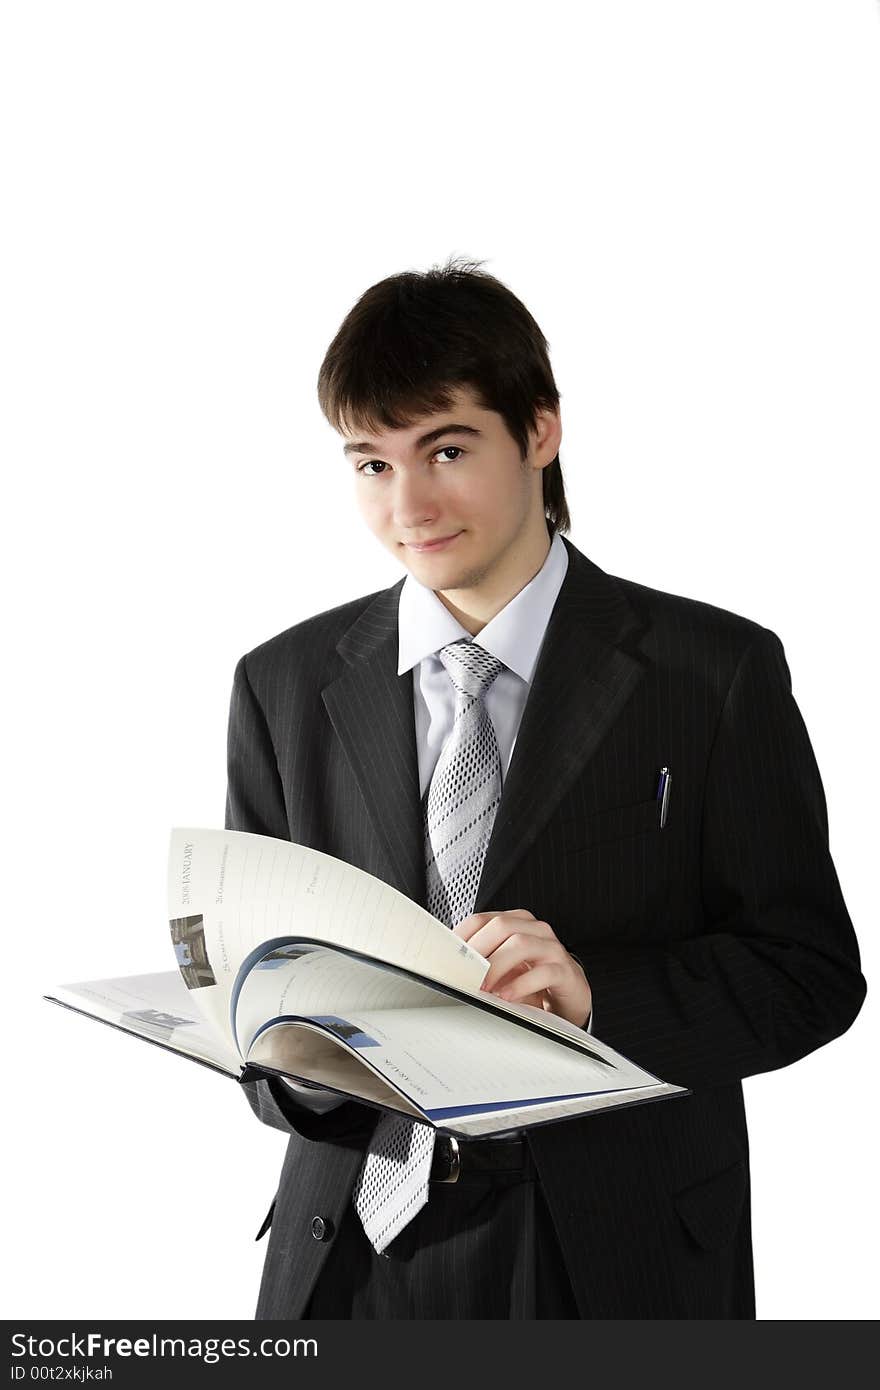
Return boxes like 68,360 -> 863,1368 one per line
248,1000 -> 663,1117
168,827 -> 488,994
233,943 -> 450,1055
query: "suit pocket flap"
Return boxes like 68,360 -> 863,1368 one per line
672,1159 -> 747,1252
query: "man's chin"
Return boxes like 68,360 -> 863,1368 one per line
405,558 -> 489,595
404,561 -> 454,591
398,542 -> 466,585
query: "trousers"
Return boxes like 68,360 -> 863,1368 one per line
303,1147 -> 580,1319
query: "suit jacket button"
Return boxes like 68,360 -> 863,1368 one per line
311,1215 -> 333,1241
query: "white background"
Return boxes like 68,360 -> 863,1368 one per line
2,1 -> 877,1321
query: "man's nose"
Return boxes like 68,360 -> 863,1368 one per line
392,468 -> 438,528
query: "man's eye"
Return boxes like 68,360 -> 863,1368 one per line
357,446 -> 463,476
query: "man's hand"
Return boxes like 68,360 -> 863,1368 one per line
452,909 -> 592,1028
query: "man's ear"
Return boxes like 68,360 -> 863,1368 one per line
529,406 -> 562,469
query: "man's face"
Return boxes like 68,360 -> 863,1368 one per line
341,385 -> 560,595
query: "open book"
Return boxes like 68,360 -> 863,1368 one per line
45,828 -> 689,1139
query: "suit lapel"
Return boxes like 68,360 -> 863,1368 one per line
473,537 -> 650,912
321,537 -> 651,914
321,580 -> 427,906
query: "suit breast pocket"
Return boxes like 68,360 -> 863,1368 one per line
547,798 -> 667,936
555,797 -> 661,853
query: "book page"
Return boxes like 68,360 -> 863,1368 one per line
227,928 -> 649,1075
444,1083 -> 689,1138
167,828 -> 490,1001
252,1032 -> 427,1118
46,971 -> 242,1076
167,829 -> 647,1071
246,998 -> 668,1123
232,942 -> 451,1056
166,910 -> 233,1048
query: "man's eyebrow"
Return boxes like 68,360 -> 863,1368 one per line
343,423 -> 484,457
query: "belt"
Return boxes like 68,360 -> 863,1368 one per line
429,1133 -> 531,1184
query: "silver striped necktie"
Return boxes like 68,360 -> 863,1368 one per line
352,637 -> 506,1255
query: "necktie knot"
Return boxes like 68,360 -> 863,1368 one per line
437,638 -> 504,702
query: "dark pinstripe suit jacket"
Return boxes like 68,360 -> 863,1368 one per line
224,534 -> 865,1319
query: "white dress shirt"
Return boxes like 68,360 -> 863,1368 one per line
399,528 -> 569,796
284,530 -> 592,1115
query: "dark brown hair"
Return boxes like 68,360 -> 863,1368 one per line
316,255 -> 570,536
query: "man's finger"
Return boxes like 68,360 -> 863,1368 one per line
452,908 -> 535,939
479,932 -> 565,992
451,912 -> 497,939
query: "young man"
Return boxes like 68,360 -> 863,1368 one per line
225,257 -> 865,1319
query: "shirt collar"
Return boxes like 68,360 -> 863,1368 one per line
397,529 -> 569,684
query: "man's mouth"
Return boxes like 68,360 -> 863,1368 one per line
404,532 -> 463,553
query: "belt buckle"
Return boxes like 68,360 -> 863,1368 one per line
432,1134 -> 461,1183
